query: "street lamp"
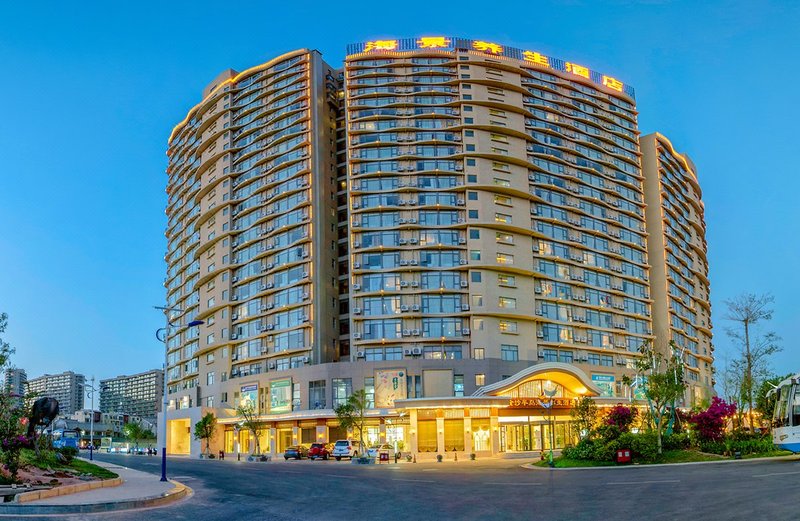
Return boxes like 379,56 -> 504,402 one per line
85,378 -> 100,461
538,381 -> 558,468
154,305 -> 203,482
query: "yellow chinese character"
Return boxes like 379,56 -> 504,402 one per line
522,51 -> 550,67
565,62 -> 590,79
365,40 -> 398,52
602,75 -> 624,92
473,40 -> 503,54
417,37 -> 450,49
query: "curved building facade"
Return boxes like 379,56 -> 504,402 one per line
161,37 -> 713,459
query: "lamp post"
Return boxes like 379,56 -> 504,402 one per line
538,382 -> 558,468
154,305 -> 203,482
85,378 -> 99,461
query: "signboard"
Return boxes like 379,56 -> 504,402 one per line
375,369 -> 407,408
592,374 -> 615,398
346,36 -> 635,98
507,397 -> 575,408
240,384 -> 258,412
631,375 -> 647,400
269,379 -> 292,414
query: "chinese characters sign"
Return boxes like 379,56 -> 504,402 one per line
375,369 -> 407,408
240,384 -> 258,413
269,378 -> 292,413
346,36 -> 633,98
507,397 -> 575,408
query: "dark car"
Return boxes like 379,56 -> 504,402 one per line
284,445 -> 309,460
308,443 -> 334,460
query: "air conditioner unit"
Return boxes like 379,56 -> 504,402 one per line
402,329 -> 411,337
266,282 -> 274,289
400,260 -> 409,266
230,333 -> 238,340
535,309 -> 543,316
398,239 -> 407,245
462,328 -> 471,336
537,348 -> 545,357
408,199 -> 417,206
409,259 -> 418,266
404,349 -> 413,357
411,304 -> 420,311
268,361 -> 276,369
231,353 -> 239,361
398,200 -> 407,206
266,303 -> 275,310
231,295 -> 239,301
302,271 -> 309,278
409,218 -> 417,224
457,218 -> 465,224
400,281 -> 409,287
302,356 -> 310,364
232,313 -> 239,320
352,220 -> 361,227
400,305 -> 409,312
352,307 -> 362,315
411,347 -> 422,356
460,281 -> 469,288
398,218 -> 407,224
353,283 -> 361,291
459,259 -> 468,265
353,333 -> 362,340
457,199 -> 465,206
458,238 -> 467,244
409,238 -> 419,244
352,202 -> 360,209
410,281 -> 419,288
353,262 -> 361,269
461,304 -> 470,311
411,329 -> 421,336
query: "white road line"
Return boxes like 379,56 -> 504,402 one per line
484,482 -> 542,486
391,478 -> 435,483
753,470 -> 800,478
607,480 -> 680,485
321,474 -> 359,479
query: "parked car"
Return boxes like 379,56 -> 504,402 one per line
332,439 -> 364,460
284,445 -> 309,460
367,444 -> 396,459
308,443 -> 334,460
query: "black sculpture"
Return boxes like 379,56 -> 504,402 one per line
27,397 -> 59,454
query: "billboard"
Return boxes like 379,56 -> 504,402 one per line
240,384 -> 258,412
269,379 -> 292,414
592,374 -> 615,398
374,369 -> 407,408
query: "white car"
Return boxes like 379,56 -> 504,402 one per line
367,444 -> 396,459
332,439 -> 363,460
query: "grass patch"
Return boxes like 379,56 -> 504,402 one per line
650,450 -> 725,464
534,449 -> 793,468
534,457 -> 615,468
741,450 -> 793,459
18,449 -> 118,480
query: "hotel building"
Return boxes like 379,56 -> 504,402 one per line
161,37 -> 714,458
26,371 -> 85,415
4,367 -> 27,408
100,369 -> 165,420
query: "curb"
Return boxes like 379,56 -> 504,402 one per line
0,480 -> 191,516
521,454 -> 800,471
14,477 -> 124,503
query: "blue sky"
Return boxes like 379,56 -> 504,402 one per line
0,1 -> 797,388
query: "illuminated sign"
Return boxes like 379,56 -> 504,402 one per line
472,40 -> 503,54
345,37 -> 635,98
565,62 -> 590,79
417,36 -> 450,49
269,378 -> 292,413
591,374 -> 615,398
375,369 -> 407,408
507,397 -> 575,408
240,384 -> 258,412
365,39 -> 398,52
602,75 -> 624,92
522,51 -> 550,68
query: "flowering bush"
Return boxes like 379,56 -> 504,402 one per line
0,434 -> 30,452
689,397 -> 737,442
604,405 -> 638,433
0,434 -> 30,481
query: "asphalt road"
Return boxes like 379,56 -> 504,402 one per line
22,453 -> 800,521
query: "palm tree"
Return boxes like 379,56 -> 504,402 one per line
193,413 -> 217,456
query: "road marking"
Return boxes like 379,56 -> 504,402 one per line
753,470 -> 800,478
321,474 -> 359,479
171,476 -> 197,481
484,482 -> 542,486
607,480 -> 680,485
391,478 -> 435,483
421,468 -> 439,472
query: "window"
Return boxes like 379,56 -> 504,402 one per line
465,130 -> 474,137
473,347 -> 485,360
475,374 -> 485,386
470,250 -> 481,261
558,350 -> 574,363
498,274 -> 516,286
364,377 -> 375,408
206,333 -> 215,344
501,344 -> 519,361
496,232 -> 514,244
499,297 -> 516,309
543,348 -> 558,362
499,320 -> 517,333
471,271 -> 482,283
454,375 -> 464,397
466,158 -> 476,166
496,253 -> 514,265
495,213 -> 512,224
309,380 -> 326,409
206,372 -> 215,385
472,295 -> 484,307
468,191 -> 478,201
469,210 -> 479,219
473,318 -> 484,330
494,195 -> 512,206
332,378 -> 352,408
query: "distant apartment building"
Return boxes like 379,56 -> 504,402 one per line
26,371 -> 85,415
4,368 -> 27,407
100,369 -> 164,420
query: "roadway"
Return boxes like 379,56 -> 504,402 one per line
29,453 -> 800,520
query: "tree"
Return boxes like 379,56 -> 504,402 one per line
236,402 -> 262,455
0,313 -> 29,482
193,412 -> 217,456
334,389 -> 368,459
122,422 -> 148,450
725,293 -> 782,432
570,396 -> 598,439
633,341 -> 687,454
688,397 -> 736,442
604,405 -> 637,432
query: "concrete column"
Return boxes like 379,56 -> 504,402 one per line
316,425 -> 328,444
291,426 -> 300,447
269,428 -> 277,457
409,410 -> 418,454
379,419 -> 387,443
464,417 -> 473,454
436,417 -> 445,454
490,415 -> 500,456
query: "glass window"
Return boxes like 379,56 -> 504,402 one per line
501,344 -> 519,361
499,296 -> 516,309
332,378 -> 352,408
475,374 -> 485,386
309,380 -> 326,409
473,348 -> 485,360
454,375 -> 464,397
364,377 -> 375,408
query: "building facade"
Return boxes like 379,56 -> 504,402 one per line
100,369 -> 165,420
4,368 -> 27,407
26,371 -> 85,415
161,37 -> 713,459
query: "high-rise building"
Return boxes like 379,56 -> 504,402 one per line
640,133 -> 714,403
26,371 -> 85,415
161,36 -> 713,459
4,368 -> 27,407
100,369 -> 165,420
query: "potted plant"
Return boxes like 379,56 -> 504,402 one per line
470,453 -> 476,461
193,412 -> 217,459
436,454 -> 443,463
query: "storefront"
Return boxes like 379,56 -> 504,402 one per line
395,362 -> 603,458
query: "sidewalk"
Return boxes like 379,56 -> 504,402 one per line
0,458 -> 191,516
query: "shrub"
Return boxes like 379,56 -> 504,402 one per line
594,424 -> 622,442
605,405 -> 638,433
699,440 -> 727,455
56,446 -> 78,463
663,432 -> 691,451
592,439 -> 620,462
562,439 -> 597,460
688,397 -> 736,442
